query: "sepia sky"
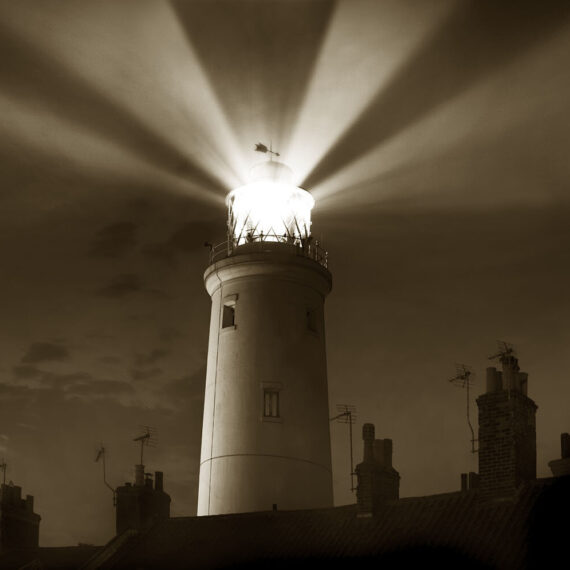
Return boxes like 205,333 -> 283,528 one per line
1,0 -> 569,547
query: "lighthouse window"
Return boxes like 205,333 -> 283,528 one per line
263,390 -> 280,418
222,304 -> 235,328
222,295 -> 237,329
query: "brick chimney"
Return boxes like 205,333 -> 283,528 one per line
356,424 -> 399,516
548,433 -> 570,477
0,483 -> 41,552
477,354 -> 537,500
115,469 -> 171,535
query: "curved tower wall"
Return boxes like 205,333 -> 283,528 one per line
197,248 -> 333,515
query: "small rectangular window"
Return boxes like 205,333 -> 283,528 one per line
222,295 -> 237,329
222,304 -> 235,328
263,390 -> 279,418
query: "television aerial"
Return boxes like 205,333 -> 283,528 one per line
488,340 -> 519,371
133,425 -> 157,466
330,404 -> 357,492
94,444 -> 116,505
448,364 -> 478,453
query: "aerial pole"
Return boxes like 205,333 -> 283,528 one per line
331,404 -> 358,492
448,364 -> 478,453
488,341 -> 519,397
95,444 -> 116,505
132,425 -> 157,486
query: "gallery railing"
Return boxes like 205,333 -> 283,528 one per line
207,234 -> 328,269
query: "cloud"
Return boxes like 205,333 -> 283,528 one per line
89,221 -> 137,258
99,356 -> 122,364
131,367 -> 163,381
12,364 -> 42,379
135,349 -> 169,367
159,327 -> 184,342
142,220 -> 222,262
40,371 -> 92,389
0,382 -> 31,402
157,366 -> 205,410
21,342 -> 69,364
66,379 -> 134,396
96,273 -> 142,298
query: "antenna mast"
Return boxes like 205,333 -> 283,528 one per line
95,444 -> 116,505
133,426 -> 157,466
448,364 -> 478,453
488,340 -> 518,369
330,404 -> 357,492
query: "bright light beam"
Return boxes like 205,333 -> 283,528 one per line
312,24 -> 570,213
0,1 -> 247,193
287,0 -> 453,185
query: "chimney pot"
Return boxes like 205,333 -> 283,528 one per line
155,471 -> 164,492
486,367 -> 501,392
561,433 -> 570,459
362,423 -> 375,442
362,424 -> 375,463
134,464 -> 145,487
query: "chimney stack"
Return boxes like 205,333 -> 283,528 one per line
477,352 -> 537,500
115,467 -> 171,535
0,483 -> 41,552
460,472 -> 479,492
356,424 -> 400,517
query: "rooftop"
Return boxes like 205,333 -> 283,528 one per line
82,476 -> 568,570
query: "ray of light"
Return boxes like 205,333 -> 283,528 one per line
0,2 -> 243,196
303,0 -> 570,192
287,0 -> 453,185
312,21 -> 570,214
171,0 -> 335,182
0,91 -> 225,223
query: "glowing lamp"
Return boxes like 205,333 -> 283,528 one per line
226,161 -> 314,246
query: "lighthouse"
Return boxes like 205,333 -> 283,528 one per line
197,155 -> 333,516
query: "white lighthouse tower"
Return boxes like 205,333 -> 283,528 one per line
197,155 -> 333,516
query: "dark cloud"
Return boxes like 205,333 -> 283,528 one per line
96,273 -> 142,298
84,331 -> 115,341
0,382 -> 31,402
12,364 -> 42,379
99,356 -> 122,364
21,342 -> 69,364
135,349 -> 169,367
66,379 -> 134,396
146,288 -> 170,300
142,220 -> 223,262
89,222 -> 137,258
159,327 -> 184,342
158,367 -> 206,410
131,367 -> 163,381
41,371 -> 93,389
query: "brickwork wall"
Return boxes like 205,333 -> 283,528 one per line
477,390 -> 537,500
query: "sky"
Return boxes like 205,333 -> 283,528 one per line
0,0 -> 569,547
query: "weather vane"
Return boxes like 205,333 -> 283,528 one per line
254,142 -> 280,158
